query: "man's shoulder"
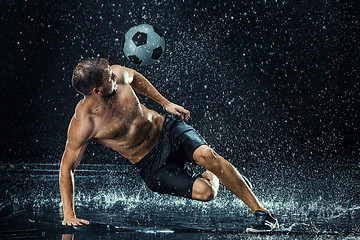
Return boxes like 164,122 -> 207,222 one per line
111,64 -> 127,75
110,64 -> 124,69
68,107 -> 94,142
110,64 -> 133,71
111,65 -> 135,85
73,99 -> 88,119
69,100 -> 93,132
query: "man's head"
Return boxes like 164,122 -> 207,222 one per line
72,58 -> 117,97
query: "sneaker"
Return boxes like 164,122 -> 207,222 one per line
246,210 -> 279,233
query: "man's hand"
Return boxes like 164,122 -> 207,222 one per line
164,102 -> 190,121
62,216 -> 89,226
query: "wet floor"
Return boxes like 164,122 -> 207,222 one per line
0,162 -> 359,239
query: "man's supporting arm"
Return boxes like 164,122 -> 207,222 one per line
59,115 -> 92,226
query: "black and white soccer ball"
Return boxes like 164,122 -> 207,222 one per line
123,24 -> 165,66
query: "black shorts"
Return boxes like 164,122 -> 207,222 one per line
134,115 -> 207,199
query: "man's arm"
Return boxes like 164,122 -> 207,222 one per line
124,67 -> 190,121
129,70 -> 171,107
59,115 -> 92,226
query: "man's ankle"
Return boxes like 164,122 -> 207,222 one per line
253,207 -> 268,213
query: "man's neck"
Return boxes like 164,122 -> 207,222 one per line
84,95 -> 115,112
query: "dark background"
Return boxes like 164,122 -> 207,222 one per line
1,2 -> 359,237
0,0 -> 359,170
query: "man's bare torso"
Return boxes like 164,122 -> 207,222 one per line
72,65 -> 165,163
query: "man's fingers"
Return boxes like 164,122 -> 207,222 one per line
174,109 -> 184,119
175,106 -> 190,121
168,104 -> 190,121
182,110 -> 190,121
79,219 -> 90,225
70,222 -> 82,226
62,218 -> 89,226
173,111 -> 182,118
185,110 -> 190,120
62,220 -> 72,226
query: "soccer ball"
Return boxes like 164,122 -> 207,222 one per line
123,24 -> 165,66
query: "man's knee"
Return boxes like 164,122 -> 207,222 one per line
192,178 -> 217,202
201,187 -> 217,202
193,145 -> 220,170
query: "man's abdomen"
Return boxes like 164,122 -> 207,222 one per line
116,109 -> 165,163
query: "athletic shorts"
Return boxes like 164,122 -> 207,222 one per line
134,115 -> 207,199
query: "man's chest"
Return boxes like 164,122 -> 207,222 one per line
92,93 -> 142,140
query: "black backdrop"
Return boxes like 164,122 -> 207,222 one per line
1,0 -> 359,169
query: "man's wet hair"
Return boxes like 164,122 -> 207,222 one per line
72,58 -> 109,95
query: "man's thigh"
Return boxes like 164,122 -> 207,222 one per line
171,121 -> 207,163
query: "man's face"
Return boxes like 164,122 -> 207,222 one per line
101,66 -> 117,98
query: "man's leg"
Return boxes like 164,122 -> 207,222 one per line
192,145 -> 267,213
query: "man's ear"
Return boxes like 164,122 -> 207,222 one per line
92,87 -> 102,95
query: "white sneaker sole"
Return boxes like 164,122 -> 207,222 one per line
245,220 -> 279,233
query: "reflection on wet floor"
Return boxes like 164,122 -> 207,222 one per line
0,163 -> 359,239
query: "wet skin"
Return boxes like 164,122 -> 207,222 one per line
59,65 -> 190,226
86,68 -> 166,163
59,64 -> 268,227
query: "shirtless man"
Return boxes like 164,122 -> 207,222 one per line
59,58 -> 279,232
